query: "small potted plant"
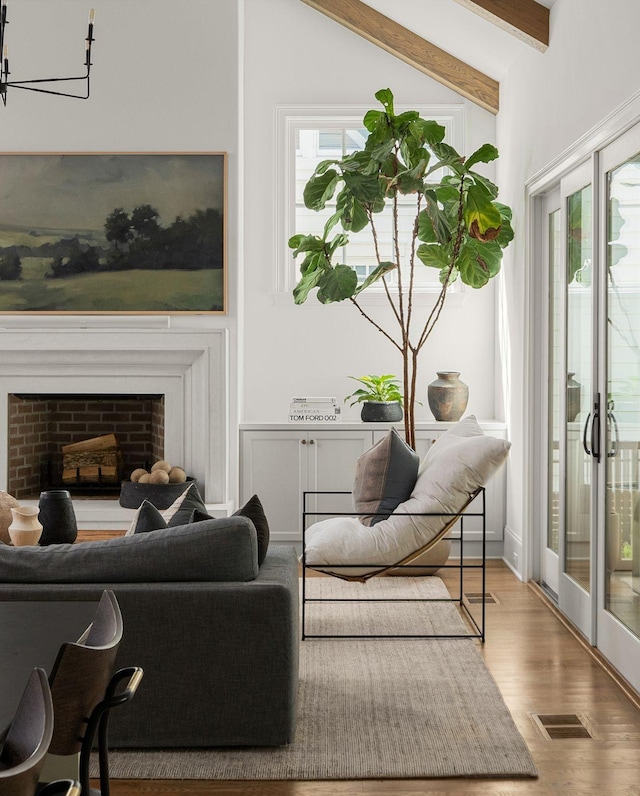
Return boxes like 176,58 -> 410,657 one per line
345,374 -> 403,422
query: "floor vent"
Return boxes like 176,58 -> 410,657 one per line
464,592 -> 499,605
530,713 -> 597,740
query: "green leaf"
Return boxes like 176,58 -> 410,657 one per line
465,143 -> 499,170
434,184 -> 460,204
368,139 -> 395,164
293,267 -> 324,304
363,109 -> 383,133
417,243 -> 451,270
457,240 -> 502,288
464,184 -> 502,240
429,142 -> 465,174
375,88 -> 395,116
327,232 -> 349,255
299,251 -> 325,276
314,158 -> 339,176
288,233 -> 324,257
423,192 -> 453,245
494,201 -> 512,221
411,118 -> 446,146
317,264 -> 358,302
303,169 -> 340,211
343,171 -> 381,204
395,172 -> 424,195
417,209 -> 437,243
495,215 -> 514,248
440,265 -> 459,286
335,187 -> 369,233
354,261 -> 397,294
470,171 -> 499,199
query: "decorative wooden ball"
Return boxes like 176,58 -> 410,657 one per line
149,469 -> 170,484
168,466 -> 187,484
130,468 -> 149,483
151,460 -> 172,473
138,473 -> 151,483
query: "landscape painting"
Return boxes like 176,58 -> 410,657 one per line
0,153 -> 226,313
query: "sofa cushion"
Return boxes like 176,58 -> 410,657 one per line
352,428 -> 419,525
0,517 -> 259,583
233,494 -> 270,566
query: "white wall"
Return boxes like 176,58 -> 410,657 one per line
241,0 -> 499,425
497,0 -> 640,576
0,0 -> 241,500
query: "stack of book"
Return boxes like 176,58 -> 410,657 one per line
288,397 -> 341,423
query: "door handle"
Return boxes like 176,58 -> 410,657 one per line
607,405 -> 619,458
582,394 -> 601,462
582,411 -> 592,457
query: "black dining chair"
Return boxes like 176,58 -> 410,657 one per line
39,590 -> 143,796
0,667 -> 81,796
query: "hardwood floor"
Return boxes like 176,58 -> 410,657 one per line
105,561 -> 640,796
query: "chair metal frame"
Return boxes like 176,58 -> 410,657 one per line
301,487 -> 486,642
78,666 -> 143,796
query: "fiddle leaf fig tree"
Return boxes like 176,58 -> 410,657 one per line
289,88 -> 513,449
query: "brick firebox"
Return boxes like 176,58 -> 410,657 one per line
8,394 -> 165,500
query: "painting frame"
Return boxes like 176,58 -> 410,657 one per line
0,152 -> 227,315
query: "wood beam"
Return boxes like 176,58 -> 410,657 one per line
453,0 -> 549,52
299,0 -> 499,114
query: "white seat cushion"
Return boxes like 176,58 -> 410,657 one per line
304,416 -> 510,579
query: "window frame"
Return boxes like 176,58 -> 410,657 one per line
275,103 -> 466,301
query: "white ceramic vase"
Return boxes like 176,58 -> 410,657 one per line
8,506 -> 43,546
0,490 -> 20,545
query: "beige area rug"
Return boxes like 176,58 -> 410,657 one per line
98,577 -> 538,780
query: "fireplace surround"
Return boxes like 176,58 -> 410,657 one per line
0,326 -> 230,528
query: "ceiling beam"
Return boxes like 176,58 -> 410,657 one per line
453,0 -> 549,52
299,0 -> 499,114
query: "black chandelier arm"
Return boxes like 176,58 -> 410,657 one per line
4,80 -> 90,100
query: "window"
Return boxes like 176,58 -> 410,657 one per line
276,105 -> 465,298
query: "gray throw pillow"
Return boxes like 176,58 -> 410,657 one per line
233,494 -> 270,566
352,428 -> 419,526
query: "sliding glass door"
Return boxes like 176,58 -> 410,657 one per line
538,127 -> 640,691
597,126 -> 640,686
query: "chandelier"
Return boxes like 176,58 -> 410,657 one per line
0,4 -> 95,106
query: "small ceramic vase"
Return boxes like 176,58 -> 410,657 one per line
0,490 -> 20,545
8,506 -> 43,546
427,371 -> 469,422
38,489 -> 78,545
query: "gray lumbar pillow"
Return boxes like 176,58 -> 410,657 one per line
352,428 -> 419,525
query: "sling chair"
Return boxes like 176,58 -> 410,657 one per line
301,416 -> 511,641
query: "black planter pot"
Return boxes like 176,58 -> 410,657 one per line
38,489 -> 78,545
360,401 -> 403,422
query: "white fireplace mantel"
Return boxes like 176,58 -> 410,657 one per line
0,328 -> 231,528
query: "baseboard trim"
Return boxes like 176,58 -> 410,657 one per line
527,579 -> 640,712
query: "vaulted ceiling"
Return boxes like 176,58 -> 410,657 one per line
299,0 -> 555,114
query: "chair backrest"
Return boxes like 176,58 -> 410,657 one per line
0,668 -> 54,796
48,590 -> 123,756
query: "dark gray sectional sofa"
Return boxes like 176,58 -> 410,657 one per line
0,517 -> 300,748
